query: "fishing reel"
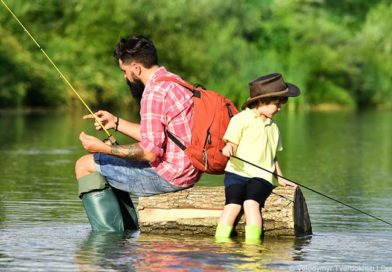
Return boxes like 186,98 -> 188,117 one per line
103,135 -> 119,146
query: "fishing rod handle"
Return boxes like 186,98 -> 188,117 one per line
103,135 -> 119,146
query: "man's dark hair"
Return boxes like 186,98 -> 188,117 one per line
113,35 -> 158,68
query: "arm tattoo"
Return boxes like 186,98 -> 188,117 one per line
111,143 -> 145,160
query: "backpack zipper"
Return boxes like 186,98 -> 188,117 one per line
202,130 -> 211,170
226,103 -> 233,118
203,150 -> 208,170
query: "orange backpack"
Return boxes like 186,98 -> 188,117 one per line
157,77 -> 239,175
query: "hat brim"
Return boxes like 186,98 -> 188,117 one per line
241,83 -> 300,109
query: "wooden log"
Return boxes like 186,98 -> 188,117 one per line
137,186 -> 312,237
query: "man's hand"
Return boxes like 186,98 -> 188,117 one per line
83,110 -> 117,131
79,132 -> 111,153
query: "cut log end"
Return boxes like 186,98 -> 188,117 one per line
137,186 -> 312,237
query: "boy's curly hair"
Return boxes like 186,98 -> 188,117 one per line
248,96 -> 288,109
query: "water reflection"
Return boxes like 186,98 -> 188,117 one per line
1,110 -> 392,271
75,232 -> 303,271
76,231 -> 138,271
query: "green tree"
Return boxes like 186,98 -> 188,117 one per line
1,0 -> 392,110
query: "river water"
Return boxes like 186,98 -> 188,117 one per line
0,110 -> 391,271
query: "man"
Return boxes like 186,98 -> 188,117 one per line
75,35 -> 201,231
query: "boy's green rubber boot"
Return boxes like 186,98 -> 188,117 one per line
78,172 -> 139,232
215,224 -> 233,242
245,225 -> 262,243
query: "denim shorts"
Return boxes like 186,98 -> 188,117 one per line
93,153 -> 183,196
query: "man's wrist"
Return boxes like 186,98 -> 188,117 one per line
115,116 -> 119,131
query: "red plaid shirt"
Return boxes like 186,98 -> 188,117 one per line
139,67 -> 201,187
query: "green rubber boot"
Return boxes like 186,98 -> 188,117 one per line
78,172 -> 139,232
215,224 -> 233,242
245,225 -> 262,244
215,224 -> 233,238
111,187 -> 139,230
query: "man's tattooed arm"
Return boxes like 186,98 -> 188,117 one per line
111,143 -> 145,160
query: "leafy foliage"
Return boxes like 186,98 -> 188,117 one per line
1,0 -> 392,110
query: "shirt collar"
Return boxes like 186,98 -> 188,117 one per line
145,66 -> 167,89
244,107 -> 273,126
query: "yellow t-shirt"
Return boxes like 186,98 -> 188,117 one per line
224,108 -> 282,184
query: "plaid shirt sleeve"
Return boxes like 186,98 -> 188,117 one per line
139,83 -> 166,159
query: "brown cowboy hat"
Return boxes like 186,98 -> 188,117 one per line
242,73 -> 300,109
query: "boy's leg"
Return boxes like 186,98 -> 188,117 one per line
215,204 -> 242,238
243,200 -> 262,240
215,178 -> 246,238
243,200 -> 262,226
243,178 -> 273,241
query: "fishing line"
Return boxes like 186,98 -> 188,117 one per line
270,192 -> 293,206
1,0 -> 115,142
232,155 -> 392,227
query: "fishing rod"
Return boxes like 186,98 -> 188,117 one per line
1,0 -> 117,145
232,155 -> 392,228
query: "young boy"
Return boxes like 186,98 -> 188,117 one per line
215,73 -> 300,242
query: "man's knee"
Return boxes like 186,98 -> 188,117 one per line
75,154 -> 96,179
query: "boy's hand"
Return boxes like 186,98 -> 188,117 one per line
278,178 -> 298,188
222,144 -> 234,157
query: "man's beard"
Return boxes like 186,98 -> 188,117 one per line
126,76 -> 145,103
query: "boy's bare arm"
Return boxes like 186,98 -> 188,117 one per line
275,159 -> 297,188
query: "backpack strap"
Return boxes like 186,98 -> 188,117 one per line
156,76 -> 201,98
156,76 -> 196,151
167,131 -> 186,151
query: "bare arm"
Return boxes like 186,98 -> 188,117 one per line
275,159 -> 297,188
110,143 -> 155,161
275,159 -> 283,177
79,132 -> 155,162
115,118 -> 141,142
83,110 -> 141,141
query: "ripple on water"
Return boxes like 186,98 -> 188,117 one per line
0,224 -> 90,272
7,148 -> 77,156
269,232 -> 392,271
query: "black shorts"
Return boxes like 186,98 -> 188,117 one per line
224,171 -> 274,207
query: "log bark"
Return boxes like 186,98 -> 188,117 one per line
137,186 -> 312,237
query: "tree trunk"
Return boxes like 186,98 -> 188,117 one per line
137,186 -> 312,237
